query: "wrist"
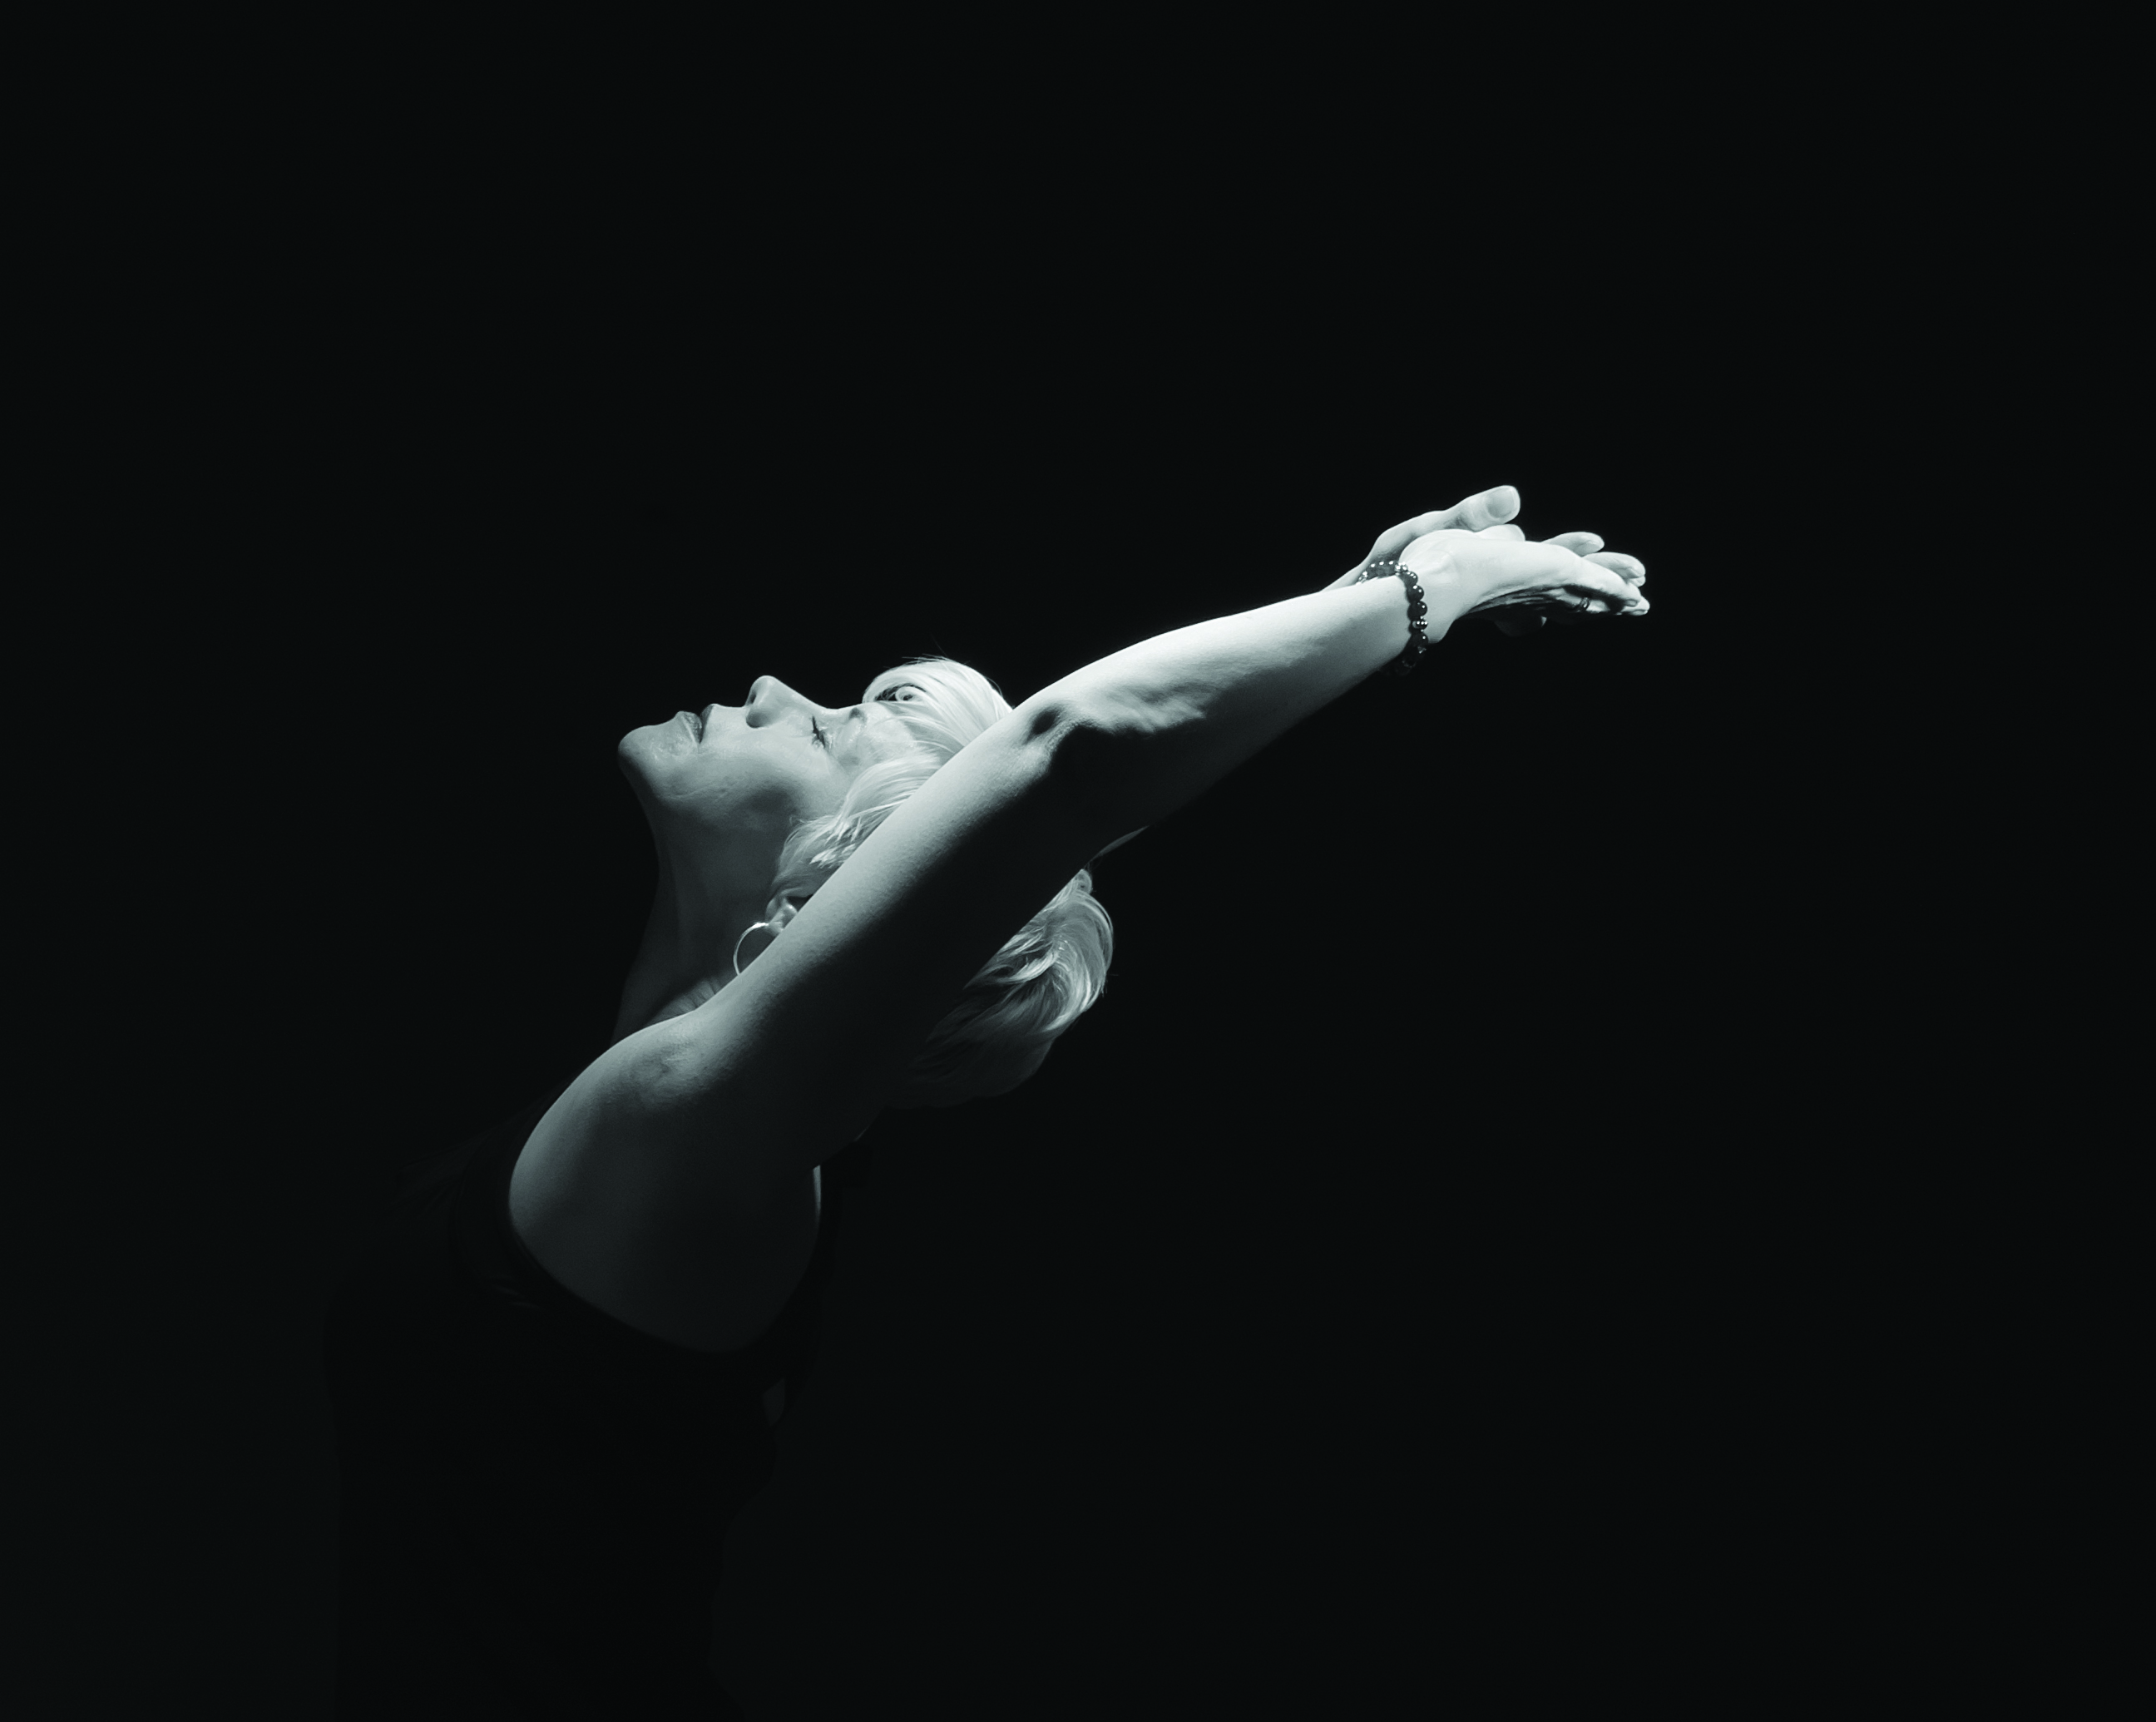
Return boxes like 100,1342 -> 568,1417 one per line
1392,548 -> 1473,638
1367,557 -> 1460,661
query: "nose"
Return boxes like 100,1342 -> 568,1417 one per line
749,676 -> 832,723
746,675 -> 788,715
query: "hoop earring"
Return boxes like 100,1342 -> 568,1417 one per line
733,920 -> 779,976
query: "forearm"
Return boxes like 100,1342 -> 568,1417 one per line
1034,571 -> 1461,837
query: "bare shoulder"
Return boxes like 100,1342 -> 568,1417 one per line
502,705 -> 1120,1344
507,1036 -> 829,1352
628,708 -> 1120,1205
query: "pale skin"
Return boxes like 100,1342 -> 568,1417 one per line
1325,482 -> 1647,632
615,484 -> 1639,1051
601,487 -> 1632,1424
610,675 -> 928,1054
611,678 -> 929,1425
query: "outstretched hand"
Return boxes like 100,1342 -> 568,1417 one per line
1094,485 -> 1630,875
1332,484 -> 1647,635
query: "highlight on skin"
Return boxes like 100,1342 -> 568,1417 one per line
756,655 -> 1117,1110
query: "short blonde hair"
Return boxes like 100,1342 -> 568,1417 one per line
764,656 -> 1116,1109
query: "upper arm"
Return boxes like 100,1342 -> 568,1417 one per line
615,698 -> 1126,1209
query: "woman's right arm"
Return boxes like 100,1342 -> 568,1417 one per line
1036,522 -> 1646,841
1041,575 -> 1431,838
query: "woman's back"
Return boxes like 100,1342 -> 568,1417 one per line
323,1060 -> 863,1719
507,1056 -> 832,1362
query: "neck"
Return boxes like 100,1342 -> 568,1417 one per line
609,967 -> 723,1047
607,844 -> 765,1047
606,836 -> 881,1146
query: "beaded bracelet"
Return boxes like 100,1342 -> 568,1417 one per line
1355,558 -> 1431,679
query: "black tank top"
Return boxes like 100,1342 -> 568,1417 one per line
322,1058 -> 865,1719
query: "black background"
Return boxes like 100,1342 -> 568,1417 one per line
32,66 -> 2064,1720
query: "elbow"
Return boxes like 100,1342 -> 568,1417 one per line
1024,694 -> 1162,839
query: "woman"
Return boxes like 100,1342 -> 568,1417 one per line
323,483 -> 1647,1718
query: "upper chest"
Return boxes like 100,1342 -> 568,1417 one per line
507,1093 -> 825,1355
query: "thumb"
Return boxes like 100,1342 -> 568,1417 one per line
1456,484 -> 1521,529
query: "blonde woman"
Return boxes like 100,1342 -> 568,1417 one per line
324,482 -> 1647,1719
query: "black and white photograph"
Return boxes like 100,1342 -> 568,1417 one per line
28,52 -> 2074,1719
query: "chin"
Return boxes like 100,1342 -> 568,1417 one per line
615,727 -> 668,794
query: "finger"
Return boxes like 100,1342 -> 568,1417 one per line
1392,487 -> 1520,546
1476,523 -> 1527,542
1583,549 -> 1646,586
1543,532 -> 1604,557
1384,511 -> 1454,549
1560,567 -> 1650,619
1368,486 -> 1521,567
1367,512 -> 1447,564
1579,562 -> 1648,609
1451,484 -> 1521,531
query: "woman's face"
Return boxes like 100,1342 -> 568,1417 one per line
616,674 -> 919,923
